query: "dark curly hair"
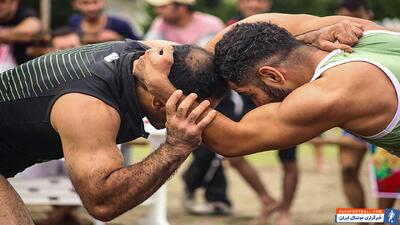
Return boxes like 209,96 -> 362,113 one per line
135,44 -> 229,100
214,22 -> 300,85
169,45 -> 229,100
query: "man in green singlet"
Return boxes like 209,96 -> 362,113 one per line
133,13 -> 400,158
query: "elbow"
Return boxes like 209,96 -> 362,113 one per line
85,194 -> 144,221
84,196 -> 123,222
87,204 -> 119,222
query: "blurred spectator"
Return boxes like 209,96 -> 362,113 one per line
0,0 -> 41,66
227,0 -> 272,26
335,0 -> 373,20
145,0 -> 232,216
334,0 -> 397,216
145,0 -> 224,45
69,0 -> 140,43
51,27 -> 82,50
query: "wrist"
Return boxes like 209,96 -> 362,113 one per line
163,142 -> 194,155
296,30 -> 318,44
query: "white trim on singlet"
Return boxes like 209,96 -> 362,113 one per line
311,56 -> 400,139
311,49 -> 343,82
363,30 -> 400,37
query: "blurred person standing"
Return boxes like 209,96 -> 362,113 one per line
0,0 -> 41,69
145,0 -> 224,46
227,0 -> 272,25
145,0 -> 233,216
146,0 -> 248,216
336,0 -> 373,20
334,0 -> 397,217
69,0 -> 140,43
51,27 -> 82,50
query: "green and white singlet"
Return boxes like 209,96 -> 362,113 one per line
311,30 -> 400,157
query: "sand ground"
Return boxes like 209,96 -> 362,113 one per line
28,143 -> 399,225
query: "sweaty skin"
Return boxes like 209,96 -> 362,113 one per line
132,13 -> 394,157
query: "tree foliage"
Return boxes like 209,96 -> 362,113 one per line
21,0 -> 400,30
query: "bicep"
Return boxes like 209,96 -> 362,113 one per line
235,103 -> 322,151
51,93 -> 123,192
204,87 -> 342,156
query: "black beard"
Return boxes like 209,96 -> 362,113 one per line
258,82 -> 292,103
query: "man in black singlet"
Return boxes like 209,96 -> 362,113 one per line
0,39 -> 226,224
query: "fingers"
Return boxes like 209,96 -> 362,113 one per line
316,40 -> 353,52
334,21 -> 364,46
351,24 -> 364,38
319,40 -> 353,53
162,45 -> 174,62
176,93 -> 197,118
166,90 -> 183,116
352,22 -> 364,30
335,31 -> 358,45
187,100 -> 211,123
196,110 -> 217,130
144,46 -> 174,68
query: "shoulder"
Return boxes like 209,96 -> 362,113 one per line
68,14 -> 82,27
280,78 -> 348,126
107,16 -> 131,27
322,60 -> 386,91
51,93 -> 121,138
148,17 -> 165,29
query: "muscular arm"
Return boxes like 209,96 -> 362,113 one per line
133,14 -> 383,157
0,17 -> 41,43
204,83 -> 347,155
204,13 -> 383,52
161,82 -> 345,157
50,93 -> 212,221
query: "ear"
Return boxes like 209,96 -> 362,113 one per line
152,96 -> 165,111
258,65 -> 285,84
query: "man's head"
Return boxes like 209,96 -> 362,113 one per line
336,0 -> 373,20
73,0 -> 105,21
51,27 -> 82,51
237,0 -> 272,18
137,45 -> 229,128
0,0 -> 18,22
146,0 -> 195,25
215,22 -> 307,106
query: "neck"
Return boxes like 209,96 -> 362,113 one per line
172,12 -> 193,27
84,13 -> 105,24
288,45 -> 330,84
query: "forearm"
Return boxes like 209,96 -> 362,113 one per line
85,143 -> 191,221
202,113 -> 279,157
0,18 -> 41,43
204,13 -> 379,53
